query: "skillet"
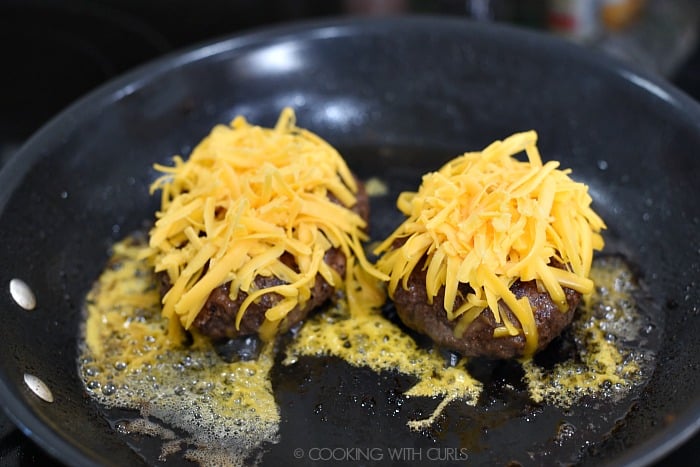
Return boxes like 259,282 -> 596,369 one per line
0,17 -> 698,466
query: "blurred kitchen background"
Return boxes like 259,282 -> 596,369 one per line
1,0 -> 699,465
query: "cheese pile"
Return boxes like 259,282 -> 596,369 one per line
147,108 -> 387,334
374,131 -> 605,355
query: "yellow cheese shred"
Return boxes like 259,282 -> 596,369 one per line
374,131 -> 605,356
146,108 -> 387,334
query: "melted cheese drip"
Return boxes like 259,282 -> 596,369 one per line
364,177 -> 389,196
523,256 -> 646,406
283,303 -> 483,430
374,132 -> 606,356
146,108 -> 387,334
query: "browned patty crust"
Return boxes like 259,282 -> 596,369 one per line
392,256 -> 580,359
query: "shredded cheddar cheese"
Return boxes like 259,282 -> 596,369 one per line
147,108 -> 387,334
374,131 -> 605,356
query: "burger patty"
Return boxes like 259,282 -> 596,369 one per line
392,257 -> 580,359
159,179 -> 369,340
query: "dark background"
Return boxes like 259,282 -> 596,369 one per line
0,1 -> 698,465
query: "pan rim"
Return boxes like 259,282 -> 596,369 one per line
0,15 -> 699,467
601,398 -> 700,467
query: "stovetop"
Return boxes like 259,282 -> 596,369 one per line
1,1 -> 698,465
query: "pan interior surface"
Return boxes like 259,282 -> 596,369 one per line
0,17 -> 698,467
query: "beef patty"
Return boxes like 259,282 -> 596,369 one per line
159,179 -> 369,340
392,256 -> 580,359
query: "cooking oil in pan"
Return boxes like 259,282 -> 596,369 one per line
78,229 -> 658,466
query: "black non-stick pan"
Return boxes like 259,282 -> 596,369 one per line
0,17 -> 699,467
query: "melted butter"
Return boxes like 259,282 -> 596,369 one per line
523,256 -> 650,406
79,237 -> 279,466
79,236 -> 652,465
